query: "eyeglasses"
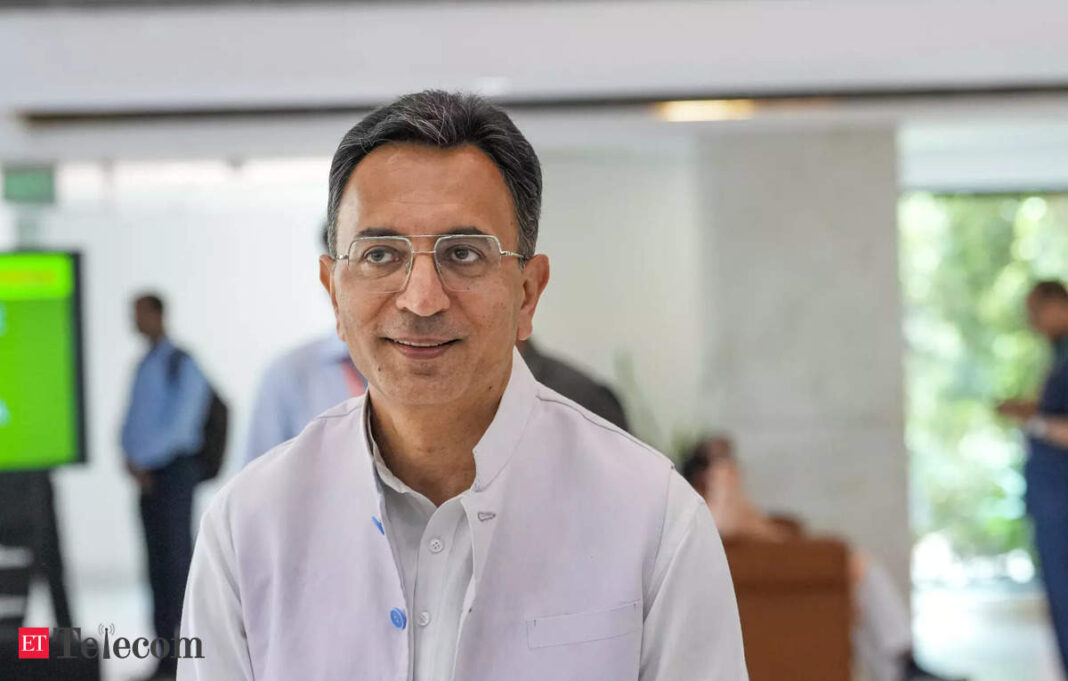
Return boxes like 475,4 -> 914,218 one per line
337,233 -> 527,293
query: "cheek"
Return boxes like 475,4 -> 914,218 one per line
467,290 -> 519,337
335,286 -> 380,337
1035,312 -> 1052,332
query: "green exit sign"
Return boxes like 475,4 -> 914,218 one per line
3,166 -> 55,205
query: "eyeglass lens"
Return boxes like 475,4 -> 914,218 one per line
345,235 -> 504,292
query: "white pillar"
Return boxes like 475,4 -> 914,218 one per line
697,126 -> 910,592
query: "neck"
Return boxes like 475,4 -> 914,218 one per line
368,363 -> 511,506
146,331 -> 165,346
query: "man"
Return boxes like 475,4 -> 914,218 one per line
122,293 -> 211,680
683,436 -> 965,681
998,280 -> 1068,677
179,91 -> 746,680
518,338 -> 629,431
243,226 -> 366,466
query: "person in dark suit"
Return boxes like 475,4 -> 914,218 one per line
517,338 -> 629,432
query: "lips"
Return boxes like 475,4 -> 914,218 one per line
390,338 -> 456,348
386,337 -> 460,359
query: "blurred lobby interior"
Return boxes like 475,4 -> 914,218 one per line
4,1 -> 1068,679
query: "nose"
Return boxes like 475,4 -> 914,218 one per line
395,251 -> 450,316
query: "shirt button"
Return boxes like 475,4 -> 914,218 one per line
417,611 -> 432,627
428,537 -> 444,554
390,608 -> 407,630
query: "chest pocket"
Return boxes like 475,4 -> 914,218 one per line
526,601 -> 641,649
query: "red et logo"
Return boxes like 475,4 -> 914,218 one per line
19,627 -> 50,659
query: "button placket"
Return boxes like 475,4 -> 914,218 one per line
411,501 -> 461,660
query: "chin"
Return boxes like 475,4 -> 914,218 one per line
390,384 -> 465,407
376,369 -> 466,406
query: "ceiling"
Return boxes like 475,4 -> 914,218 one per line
3,0 -> 1068,189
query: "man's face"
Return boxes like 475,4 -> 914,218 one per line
321,143 -> 549,408
133,300 -> 158,338
704,437 -> 733,461
1027,293 -> 1061,339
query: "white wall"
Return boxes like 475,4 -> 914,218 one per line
39,159 -> 335,585
33,147 -> 702,587
535,148 -> 702,447
902,121 -> 1068,192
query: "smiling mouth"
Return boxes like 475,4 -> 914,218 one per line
387,338 -> 460,348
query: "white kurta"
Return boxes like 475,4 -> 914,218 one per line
178,351 -> 748,681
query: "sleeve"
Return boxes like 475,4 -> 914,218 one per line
639,474 -> 748,681
146,355 -> 212,463
1041,363 -> 1068,416
244,362 -> 294,467
120,366 -> 141,460
178,498 -> 254,681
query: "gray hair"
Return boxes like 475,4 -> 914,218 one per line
326,90 -> 542,259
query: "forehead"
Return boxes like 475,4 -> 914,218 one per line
337,143 -> 517,242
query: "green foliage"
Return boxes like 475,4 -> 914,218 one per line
901,192 -> 1068,560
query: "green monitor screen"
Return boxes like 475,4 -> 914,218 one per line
0,251 -> 86,471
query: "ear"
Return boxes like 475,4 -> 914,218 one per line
319,254 -> 344,340
515,254 -> 550,342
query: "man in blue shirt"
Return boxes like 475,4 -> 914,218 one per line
121,293 -> 211,680
244,333 -> 365,466
244,227 -> 367,467
998,280 -> 1068,678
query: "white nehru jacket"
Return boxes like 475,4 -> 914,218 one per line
178,350 -> 748,681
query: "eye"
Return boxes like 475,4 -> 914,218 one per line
445,243 -> 486,264
361,246 -> 402,265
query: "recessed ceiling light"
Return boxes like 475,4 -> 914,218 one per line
653,99 -> 758,122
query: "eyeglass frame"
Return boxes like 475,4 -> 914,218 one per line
334,232 -> 529,292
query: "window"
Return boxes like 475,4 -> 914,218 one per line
901,192 -> 1068,585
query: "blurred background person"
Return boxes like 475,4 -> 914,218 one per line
682,436 -> 964,681
518,337 -> 629,431
121,293 -> 211,681
997,280 -> 1068,679
244,226 -> 366,466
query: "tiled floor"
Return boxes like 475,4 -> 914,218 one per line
19,578 -> 1068,681
913,584 -> 1064,681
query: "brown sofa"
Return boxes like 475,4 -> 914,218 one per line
724,536 -> 852,681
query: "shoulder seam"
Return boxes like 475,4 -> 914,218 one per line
534,389 -> 666,461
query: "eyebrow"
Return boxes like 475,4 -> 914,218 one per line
355,226 -> 489,238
